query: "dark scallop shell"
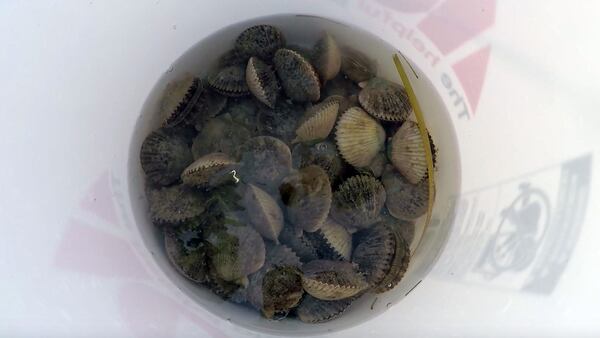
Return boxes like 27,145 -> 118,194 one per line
140,129 -> 193,186
330,175 -> 387,232
273,48 -> 321,102
234,24 -> 286,60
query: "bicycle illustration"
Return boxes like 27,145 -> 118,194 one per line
476,182 -> 551,279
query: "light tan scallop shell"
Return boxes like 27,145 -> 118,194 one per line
181,152 -> 236,187
301,260 -> 368,300
389,120 -> 429,184
312,32 -> 342,81
305,218 -> 352,261
335,107 -> 386,168
242,183 -> 284,243
293,95 -> 341,143
160,75 -> 204,128
246,57 -> 280,108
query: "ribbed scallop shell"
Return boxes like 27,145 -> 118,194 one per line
246,57 -> 280,108
140,129 -> 193,186
292,141 -> 344,183
164,228 -> 208,283
244,242 -> 302,311
305,218 -> 352,261
380,212 -> 416,248
191,117 -> 252,160
261,266 -> 303,319
374,224 -> 410,293
358,77 -> 411,122
331,175 -> 387,231
206,224 -> 266,283
279,165 -> 332,233
242,183 -> 284,243
279,225 -> 319,263
381,165 -> 428,221
273,48 -> 321,102
301,260 -> 368,300
186,87 -> 228,131
235,24 -> 286,60
146,184 -> 206,225
335,107 -> 386,168
293,95 -> 341,143
389,120 -> 430,184
341,47 -> 376,83
208,64 -> 249,97
181,152 -> 236,187
160,75 -> 204,128
312,32 -> 342,81
238,136 -> 292,191
297,295 -> 354,323
351,223 -> 395,287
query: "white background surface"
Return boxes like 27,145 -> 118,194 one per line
1,1 -> 600,337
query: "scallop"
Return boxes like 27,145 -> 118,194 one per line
381,165 -> 429,221
265,242 -> 302,268
358,77 -> 411,122
235,24 -> 286,60
186,87 -> 228,131
297,295 -> 354,323
208,64 -> 249,97
242,183 -> 284,243
304,218 -> 352,261
257,98 -> 304,144
279,165 -> 332,233
301,260 -> 368,300
191,117 -> 252,159
160,75 -> 204,128
323,74 -> 361,98
181,152 -> 237,187
273,48 -> 321,102
351,223 -> 396,287
164,228 -> 208,283
244,243 -> 302,312
238,136 -> 292,192
261,266 -> 304,319
146,184 -> 206,225
292,141 -> 344,183
279,225 -> 319,263
206,224 -> 266,284
205,264 -> 241,299
330,175 -> 387,232
380,212 -> 416,247
362,152 -> 387,178
341,47 -> 376,83
389,120 -> 434,184
374,224 -> 410,293
335,107 -> 386,168
293,95 -> 341,143
246,57 -> 280,108
312,32 -> 342,81
140,129 -> 193,186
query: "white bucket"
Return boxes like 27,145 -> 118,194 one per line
128,14 -> 461,336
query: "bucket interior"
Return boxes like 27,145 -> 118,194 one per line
127,13 -> 462,336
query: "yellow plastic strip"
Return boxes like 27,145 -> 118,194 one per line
392,54 -> 436,248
